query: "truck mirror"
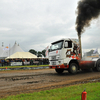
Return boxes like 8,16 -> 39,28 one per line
65,42 -> 68,48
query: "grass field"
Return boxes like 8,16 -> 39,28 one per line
0,82 -> 100,100
0,65 -> 49,69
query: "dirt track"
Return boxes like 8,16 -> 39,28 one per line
0,69 -> 100,98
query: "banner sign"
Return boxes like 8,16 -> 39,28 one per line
11,62 -> 22,66
24,62 -> 30,65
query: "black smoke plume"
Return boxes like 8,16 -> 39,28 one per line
76,0 -> 100,36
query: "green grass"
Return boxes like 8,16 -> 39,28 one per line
1,82 -> 100,100
0,65 -> 49,69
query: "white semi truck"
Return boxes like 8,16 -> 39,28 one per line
49,38 -> 100,74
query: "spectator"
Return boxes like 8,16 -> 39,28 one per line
1,59 -> 4,66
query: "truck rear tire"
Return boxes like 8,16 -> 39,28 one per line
55,68 -> 64,74
96,59 -> 100,72
68,63 -> 78,74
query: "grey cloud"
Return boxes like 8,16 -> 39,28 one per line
0,0 -> 99,52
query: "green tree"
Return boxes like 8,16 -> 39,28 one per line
29,49 -> 37,55
37,51 -> 42,57
42,49 -> 46,57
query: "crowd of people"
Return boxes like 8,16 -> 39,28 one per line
0,58 -> 49,66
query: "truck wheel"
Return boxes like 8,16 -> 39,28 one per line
68,63 -> 78,74
96,59 -> 100,72
55,69 -> 64,74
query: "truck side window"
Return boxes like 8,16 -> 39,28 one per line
65,41 -> 72,48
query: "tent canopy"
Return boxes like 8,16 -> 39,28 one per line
0,42 -> 24,58
6,52 -> 37,59
9,42 -> 24,56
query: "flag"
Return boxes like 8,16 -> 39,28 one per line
45,46 -> 49,58
3,46 -> 9,51
93,48 -> 98,54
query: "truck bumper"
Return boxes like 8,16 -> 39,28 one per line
49,64 -> 69,69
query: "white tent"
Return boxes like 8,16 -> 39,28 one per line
6,52 -> 37,59
0,46 -> 9,59
0,46 -> 4,56
9,42 -> 24,55
0,42 -> 24,59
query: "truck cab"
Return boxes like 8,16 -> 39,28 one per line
49,38 -> 81,74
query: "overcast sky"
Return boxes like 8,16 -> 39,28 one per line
0,0 -> 100,53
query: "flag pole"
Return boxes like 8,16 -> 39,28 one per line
9,44 -> 10,58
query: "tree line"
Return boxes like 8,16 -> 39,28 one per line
29,49 -> 46,57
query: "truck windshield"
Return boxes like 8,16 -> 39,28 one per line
50,40 -> 64,51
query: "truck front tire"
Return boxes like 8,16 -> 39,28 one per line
68,63 -> 78,74
55,68 -> 64,74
